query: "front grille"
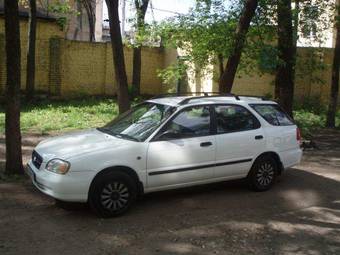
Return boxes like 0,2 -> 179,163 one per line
32,150 -> 43,169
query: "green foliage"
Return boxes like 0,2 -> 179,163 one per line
155,0 -> 335,86
293,96 -> 340,137
48,0 -> 78,30
294,110 -> 326,138
294,96 -> 327,114
157,0 -> 241,71
295,49 -> 328,86
157,60 -> 188,85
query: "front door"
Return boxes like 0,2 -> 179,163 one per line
147,105 -> 215,189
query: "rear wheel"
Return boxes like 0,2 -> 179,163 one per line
248,155 -> 278,191
88,171 -> 137,217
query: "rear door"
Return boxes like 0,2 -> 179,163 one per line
213,104 -> 265,178
249,104 -> 301,167
147,105 -> 215,189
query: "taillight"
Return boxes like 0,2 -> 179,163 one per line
296,127 -> 302,143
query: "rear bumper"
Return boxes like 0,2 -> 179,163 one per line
280,147 -> 303,169
25,160 -> 95,202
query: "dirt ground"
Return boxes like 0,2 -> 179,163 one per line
0,130 -> 340,255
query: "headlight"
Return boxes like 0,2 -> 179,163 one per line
46,159 -> 70,174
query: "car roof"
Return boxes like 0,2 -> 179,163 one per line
147,95 -> 277,107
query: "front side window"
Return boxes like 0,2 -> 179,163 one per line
250,104 -> 294,126
159,105 -> 211,139
98,103 -> 175,141
215,105 -> 260,134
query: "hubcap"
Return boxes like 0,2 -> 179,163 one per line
256,162 -> 274,186
100,182 -> 129,211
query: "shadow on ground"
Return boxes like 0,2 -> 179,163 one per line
0,129 -> 339,255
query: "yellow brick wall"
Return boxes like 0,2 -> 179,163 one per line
0,18 -> 64,93
0,18 -> 166,97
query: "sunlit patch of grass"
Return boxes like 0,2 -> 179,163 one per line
0,98 -> 119,134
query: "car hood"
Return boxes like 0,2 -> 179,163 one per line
35,129 -> 132,161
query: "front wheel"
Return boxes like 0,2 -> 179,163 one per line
247,156 -> 278,191
88,171 -> 137,218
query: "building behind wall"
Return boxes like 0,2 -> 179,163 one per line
0,0 -> 103,42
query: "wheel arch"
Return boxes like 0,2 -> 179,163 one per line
253,151 -> 284,175
88,166 -> 144,199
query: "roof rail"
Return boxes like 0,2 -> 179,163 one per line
178,93 -> 240,105
237,95 -> 269,101
150,92 -> 221,99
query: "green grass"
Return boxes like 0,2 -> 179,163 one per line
0,98 -> 119,134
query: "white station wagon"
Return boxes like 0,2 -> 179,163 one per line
26,94 -> 302,217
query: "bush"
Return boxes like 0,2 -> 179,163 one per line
294,110 -> 326,138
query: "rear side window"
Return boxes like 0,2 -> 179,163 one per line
214,105 -> 261,134
250,104 -> 294,126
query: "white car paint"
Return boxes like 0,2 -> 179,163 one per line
26,96 -> 303,202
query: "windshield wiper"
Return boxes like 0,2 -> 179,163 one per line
114,133 -> 140,142
97,128 -> 140,142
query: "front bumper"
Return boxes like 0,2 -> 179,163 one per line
26,160 -> 95,202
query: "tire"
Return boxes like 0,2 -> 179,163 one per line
88,171 -> 137,218
247,155 -> 278,191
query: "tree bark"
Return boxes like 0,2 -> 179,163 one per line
105,0 -> 130,113
4,0 -> 24,175
26,0 -> 37,101
81,0 -> 96,42
217,54 -> 224,79
218,0 -> 258,93
326,5 -> 340,128
275,0 -> 295,117
275,0 -> 299,100
132,0 -> 149,97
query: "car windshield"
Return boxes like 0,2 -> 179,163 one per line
98,102 -> 175,142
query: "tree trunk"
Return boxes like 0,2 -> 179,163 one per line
326,5 -> 340,128
217,54 -> 224,80
276,0 -> 299,101
4,0 -> 24,175
132,47 -> 142,96
132,0 -> 149,97
105,0 -> 130,113
26,0 -> 37,101
218,0 -> 258,93
81,0 -> 96,42
275,0 -> 295,117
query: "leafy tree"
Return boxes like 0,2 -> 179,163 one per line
219,0 -> 258,93
4,0 -> 24,175
326,4 -> 340,128
47,0 -> 76,30
156,0 -> 273,89
157,0 -> 242,85
105,0 -> 131,113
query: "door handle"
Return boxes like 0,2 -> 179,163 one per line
255,135 -> 264,140
200,142 -> 213,147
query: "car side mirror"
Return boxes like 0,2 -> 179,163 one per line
157,130 -> 180,140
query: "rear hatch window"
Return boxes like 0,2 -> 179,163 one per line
250,104 -> 294,126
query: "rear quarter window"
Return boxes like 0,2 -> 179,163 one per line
250,104 -> 294,126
